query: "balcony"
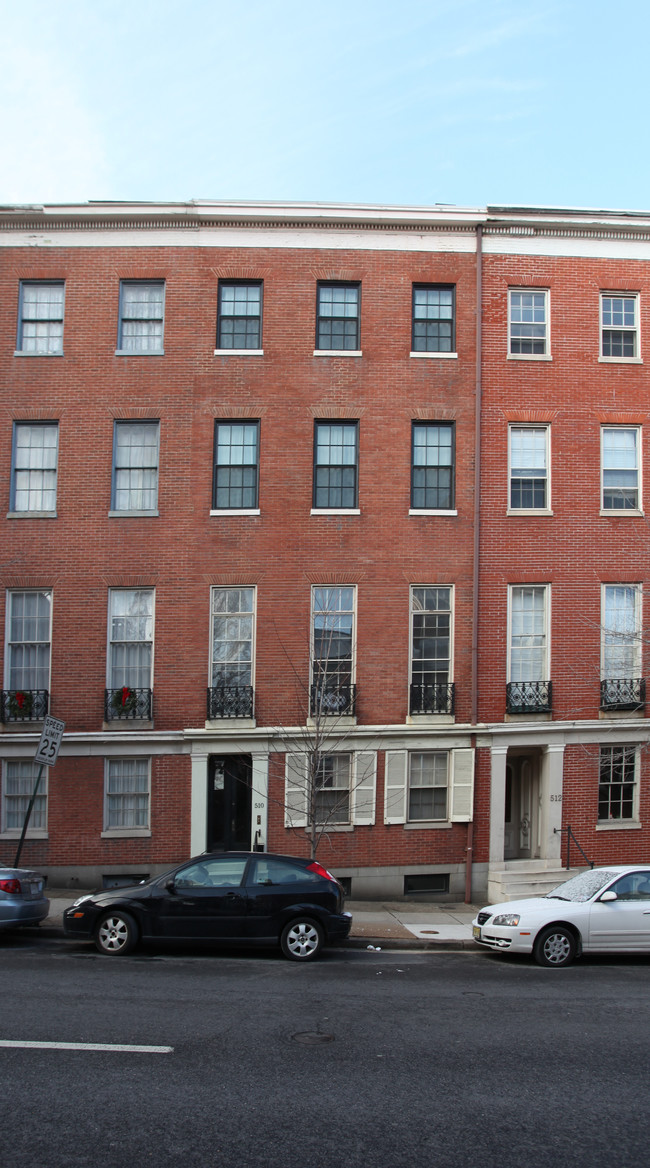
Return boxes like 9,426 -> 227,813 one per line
600,677 -> 646,712
409,682 -> 455,716
105,687 -> 153,721
506,680 -> 552,714
207,685 -> 254,719
0,689 -> 49,723
310,683 -> 356,717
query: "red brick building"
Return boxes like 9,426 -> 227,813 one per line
0,200 -> 648,900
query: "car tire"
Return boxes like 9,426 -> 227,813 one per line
533,925 -> 577,968
95,911 -> 139,956
280,917 -> 324,962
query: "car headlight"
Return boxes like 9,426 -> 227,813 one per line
72,894 -> 93,908
492,913 -> 521,926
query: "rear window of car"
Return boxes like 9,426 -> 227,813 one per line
249,858 -> 319,886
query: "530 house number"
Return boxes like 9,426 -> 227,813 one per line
254,802 -> 265,809
550,794 -> 562,802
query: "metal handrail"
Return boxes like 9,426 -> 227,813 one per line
554,824 -> 594,870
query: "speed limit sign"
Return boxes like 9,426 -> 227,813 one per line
34,715 -> 65,767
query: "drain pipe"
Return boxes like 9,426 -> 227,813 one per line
465,221 -> 483,903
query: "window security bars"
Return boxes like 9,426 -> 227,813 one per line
600,678 -> 646,711
1,689 -> 49,723
207,685 -> 254,719
310,682 -> 356,717
506,680 -> 552,714
105,687 -> 153,721
409,682 -> 455,716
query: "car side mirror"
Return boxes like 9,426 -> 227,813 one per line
599,890 -> 617,902
165,878 -> 176,894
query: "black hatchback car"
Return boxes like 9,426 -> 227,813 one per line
63,852 -> 352,961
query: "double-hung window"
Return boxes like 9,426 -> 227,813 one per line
602,427 -> 640,511
601,585 -> 644,710
313,422 -> 358,510
316,283 -> 360,351
509,289 -> 549,357
509,425 -> 549,511
216,282 -> 262,350
111,421 -> 159,513
2,761 -> 47,833
315,754 -> 351,824
411,286 -> 455,354
410,587 -> 453,715
16,282 -> 64,354
209,587 -> 255,718
212,421 -> 260,511
408,752 -> 449,821
10,422 -> 58,514
106,589 -> 154,720
311,586 -> 356,716
3,590 -> 52,722
104,759 -> 150,831
601,293 -> 639,360
117,281 -> 164,353
598,745 -> 638,822
411,423 -> 454,511
507,585 -> 551,713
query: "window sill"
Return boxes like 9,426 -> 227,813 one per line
409,351 -> 458,359
310,508 -> 360,516
210,508 -> 260,517
1,721 -> 46,733
7,511 -> 57,519
504,711 -> 552,722
506,508 -> 553,517
599,707 -> 646,720
14,350 -> 63,358
0,830 -> 48,840
306,715 -> 357,729
403,821 -> 452,830
409,509 -> 457,517
205,718 -> 256,730
108,510 -> 159,518
101,829 -> 152,838
598,356 -> 642,364
214,348 -> 263,356
102,720 -> 154,731
313,349 -> 362,357
507,353 -> 552,361
600,508 -> 644,518
115,349 -> 164,357
595,820 -> 642,831
407,714 -> 455,726
308,824 -> 354,833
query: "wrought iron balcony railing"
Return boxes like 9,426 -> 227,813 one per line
506,680 -> 552,714
600,677 -> 646,711
207,685 -> 254,719
0,689 -> 49,723
105,687 -> 153,721
310,683 -> 356,717
409,682 -> 455,715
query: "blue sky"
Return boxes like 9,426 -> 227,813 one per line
1,0 -> 648,211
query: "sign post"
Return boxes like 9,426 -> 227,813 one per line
14,716 -> 65,869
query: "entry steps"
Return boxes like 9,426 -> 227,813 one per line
487,861 -> 587,903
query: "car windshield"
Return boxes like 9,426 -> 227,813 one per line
546,869 -> 617,903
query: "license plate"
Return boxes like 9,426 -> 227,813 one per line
473,925 -> 481,939
29,883 -> 41,896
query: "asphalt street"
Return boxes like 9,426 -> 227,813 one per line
2,934 -> 649,1168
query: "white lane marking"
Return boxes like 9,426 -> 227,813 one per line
0,1040 -> 172,1053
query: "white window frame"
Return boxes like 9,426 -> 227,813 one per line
310,585 -> 357,715
507,585 -> 550,684
15,281 -> 65,356
102,757 -> 151,836
1,760 -> 48,837
284,750 -> 376,829
601,584 -> 643,681
116,281 -> 165,355
599,292 -> 641,364
209,586 -> 256,690
110,420 -> 160,515
597,744 -> 639,825
508,424 -> 551,514
601,426 -> 642,514
10,422 -> 59,516
106,589 -> 155,690
4,590 -> 52,695
384,748 -> 474,826
409,585 -> 454,716
508,288 -> 551,360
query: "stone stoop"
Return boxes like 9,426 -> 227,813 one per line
487,863 -> 587,903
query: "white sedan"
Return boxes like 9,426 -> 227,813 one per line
472,866 -> 650,967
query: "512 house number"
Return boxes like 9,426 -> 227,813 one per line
550,793 -> 562,802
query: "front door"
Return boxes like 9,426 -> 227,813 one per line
207,754 -> 252,852
504,755 -> 540,860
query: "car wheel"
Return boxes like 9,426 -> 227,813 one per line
95,911 -> 139,956
280,917 -> 324,961
533,925 -> 577,968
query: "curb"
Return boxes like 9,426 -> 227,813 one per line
33,925 -> 475,952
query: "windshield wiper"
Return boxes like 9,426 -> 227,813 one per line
545,894 -> 569,900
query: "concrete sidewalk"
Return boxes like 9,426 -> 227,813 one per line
41,891 -> 480,951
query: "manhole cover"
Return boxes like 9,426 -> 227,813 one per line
292,1032 -> 335,1045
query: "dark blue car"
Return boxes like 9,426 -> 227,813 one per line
63,852 -> 352,961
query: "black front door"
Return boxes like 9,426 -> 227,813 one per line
207,754 -> 252,851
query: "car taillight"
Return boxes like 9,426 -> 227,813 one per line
0,878 -> 21,894
306,861 -> 336,882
